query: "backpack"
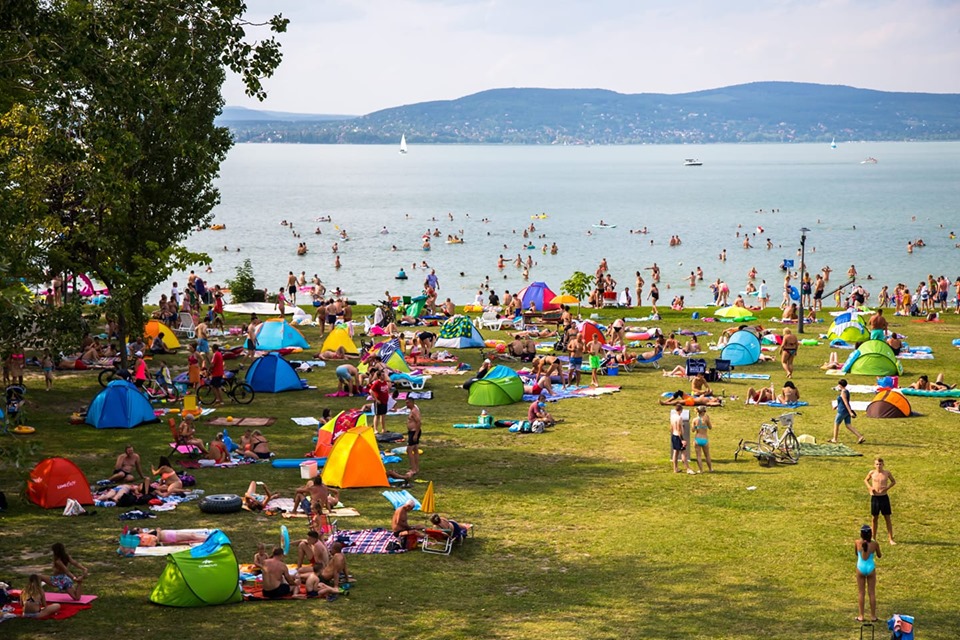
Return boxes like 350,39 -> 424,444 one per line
178,473 -> 196,487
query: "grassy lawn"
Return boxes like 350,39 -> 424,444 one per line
1,306 -> 958,639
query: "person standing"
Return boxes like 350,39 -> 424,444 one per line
691,406 -> 713,473
853,524 -> 882,623
865,458 -> 897,545
587,332 -> 602,387
566,333 -> 583,388
405,397 -> 421,475
369,370 -> 391,435
757,279 -> 769,310
286,271 -> 298,305
647,283 -> 660,316
210,344 -> 225,405
830,379 -> 864,444
276,287 -> 287,316
779,328 -> 799,379
670,405 -> 695,474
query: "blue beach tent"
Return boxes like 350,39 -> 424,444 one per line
720,330 -> 762,367
86,380 -> 158,429
245,353 -> 304,393
254,318 -> 310,351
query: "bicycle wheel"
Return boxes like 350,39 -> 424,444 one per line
232,383 -> 255,405
755,428 -> 775,456
98,369 -> 116,387
781,431 -> 801,463
164,384 -> 181,403
196,384 -> 216,406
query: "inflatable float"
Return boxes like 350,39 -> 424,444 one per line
209,224 -> 225,230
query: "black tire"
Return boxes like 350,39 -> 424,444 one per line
232,383 -> 255,405
196,384 -> 215,405
199,494 -> 243,514
98,369 -> 116,388
781,432 -> 801,463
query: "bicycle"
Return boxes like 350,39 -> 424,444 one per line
734,412 -> 802,465
196,367 -> 254,405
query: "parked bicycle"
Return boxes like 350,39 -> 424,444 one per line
98,363 -> 179,402
736,412 -> 801,464
196,367 -> 254,405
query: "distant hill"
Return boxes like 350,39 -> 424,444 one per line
217,106 -> 355,123
223,82 -> 960,144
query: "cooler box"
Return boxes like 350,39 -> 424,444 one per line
300,459 -> 318,479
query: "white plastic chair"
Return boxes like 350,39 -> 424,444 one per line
477,311 -> 505,330
174,312 -> 196,339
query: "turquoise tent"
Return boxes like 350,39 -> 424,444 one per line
468,365 -> 523,406
720,330 -> 761,366
245,353 -> 304,393
149,530 -> 242,607
86,380 -> 158,429
254,318 -> 310,351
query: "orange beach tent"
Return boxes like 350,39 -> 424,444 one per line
321,425 -> 388,488
144,319 -> 182,350
27,457 -> 93,508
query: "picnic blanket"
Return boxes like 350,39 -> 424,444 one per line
176,457 -> 262,469
338,529 -> 407,554
133,544 -> 194,556
4,600 -> 93,620
208,417 -> 276,427
522,385 -> 621,403
799,442 -> 862,457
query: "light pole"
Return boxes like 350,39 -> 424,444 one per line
798,227 -> 810,334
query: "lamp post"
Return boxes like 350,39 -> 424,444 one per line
798,227 -> 810,334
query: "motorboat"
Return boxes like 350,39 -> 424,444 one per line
683,159 -> 703,166
860,157 -> 878,164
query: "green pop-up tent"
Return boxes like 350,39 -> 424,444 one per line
149,530 -> 242,607
468,365 -> 523,406
841,339 -> 903,377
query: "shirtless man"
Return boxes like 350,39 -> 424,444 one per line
296,530 -> 329,572
392,499 -> 425,546
406,398 -> 421,475
194,318 -> 209,355
587,333 -> 603,387
262,547 -> 302,598
108,445 -> 145,483
304,542 -> 348,599
780,328 -> 799,379
245,317 -> 258,361
865,458 -> 897,545
293,476 -> 339,515
566,333 -> 583,388
286,271 -> 298,305
867,308 -> 888,340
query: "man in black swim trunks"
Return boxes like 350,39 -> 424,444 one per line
262,547 -> 302,598
405,398 -> 421,475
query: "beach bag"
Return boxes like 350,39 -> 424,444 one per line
63,498 -> 86,516
178,473 -> 196,487
118,533 -> 140,557
531,420 -> 545,434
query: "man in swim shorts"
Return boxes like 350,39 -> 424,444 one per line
108,445 -> 145,483
587,333 -> 602,387
336,364 -> 359,395
670,404 -> 694,474
406,397 -> 421,474
865,457 -> 897,545
566,333 -> 583,388
262,547 -> 301,598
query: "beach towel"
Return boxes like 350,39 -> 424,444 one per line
382,489 -> 420,510
727,373 -> 771,380
416,366 -> 467,375
831,400 -> 871,411
281,507 -> 361,519
208,417 -> 276,427
799,442 -> 862,457
522,385 -> 621,403
337,528 -> 407,554
845,384 -> 879,394
291,417 -> 320,426
9,591 -> 98,605
453,422 -> 494,429
5,599 -> 92,620
242,583 -> 344,601
407,391 -> 433,400
133,544 -> 195,556
765,401 -> 809,408
896,352 -> 933,360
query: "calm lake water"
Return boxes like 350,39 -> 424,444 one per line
153,141 -> 960,307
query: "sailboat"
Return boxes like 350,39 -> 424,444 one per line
830,137 -> 837,149
399,134 -> 408,155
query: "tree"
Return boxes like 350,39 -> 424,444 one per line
560,271 -> 594,315
0,1 -> 288,365
226,259 -> 258,303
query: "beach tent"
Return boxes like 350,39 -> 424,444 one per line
314,409 -> 368,458
714,306 -> 756,321
406,295 -> 427,319
365,339 -> 410,373
828,312 -> 868,343
841,340 -> 903,376
468,365 -> 524,406
578,320 -> 606,345
516,282 -> 560,312
244,353 -> 304,393
435,315 -> 485,349
86,380 -> 159,429
720,330 -> 762,367
27,457 -> 93,508
255,318 -> 310,351
149,530 -> 242,607
866,390 -> 912,418
144,319 -> 182,350
321,425 -> 388,488
320,326 -> 358,355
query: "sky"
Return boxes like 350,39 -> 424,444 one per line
222,0 -> 960,116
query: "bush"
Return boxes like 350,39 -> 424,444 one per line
226,259 -> 257,303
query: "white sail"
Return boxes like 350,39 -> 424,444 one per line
399,134 -> 408,154
830,137 -> 837,149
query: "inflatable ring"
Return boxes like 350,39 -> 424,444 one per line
280,525 -> 290,555
624,332 -> 651,341
484,339 -> 505,347
11,425 -> 35,434
789,286 -> 800,301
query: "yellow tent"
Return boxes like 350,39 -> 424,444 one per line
320,326 -> 358,355
144,319 -> 181,350
313,410 -> 367,458
321,425 -> 388,488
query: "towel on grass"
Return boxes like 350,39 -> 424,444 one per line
845,384 -> 880,394
133,544 -> 194,556
338,529 -> 407,554
897,352 -> 933,360
208,417 -> 276,427
799,442 -> 862,457
5,600 -> 92,620
832,400 -> 871,411
281,507 -> 360,519
765,401 -> 809,408
291,417 -> 320,426
407,391 -> 433,399
727,373 -> 771,380
522,385 -> 621,403
453,422 -> 494,429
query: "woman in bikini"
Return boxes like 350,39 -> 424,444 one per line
20,574 -> 61,618
240,429 -> 272,460
243,481 -> 278,511
659,390 -> 723,407
151,457 -> 183,497
691,406 -> 713,473
39,543 -> 87,601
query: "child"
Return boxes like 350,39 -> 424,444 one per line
252,542 -> 268,571
864,458 -> 897,545
19,574 -> 61,619
41,349 -> 54,391
39,542 -> 87,600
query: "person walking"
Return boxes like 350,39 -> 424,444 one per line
829,379 -> 865,444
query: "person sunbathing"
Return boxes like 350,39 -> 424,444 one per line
745,384 -> 775,404
429,514 -> 468,541
149,333 -> 176,355
640,344 -> 664,361
910,374 -> 952,391
178,414 -> 207,455
293,477 -> 339,515
683,336 -> 701,354
392,499 -> 426,545
243,480 -> 278,511
207,432 -> 230,463
318,346 -> 357,361
821,352 -> 842,370
151,457 -> 183,497
662,365 -> 688,377
777,380 -> 800,404
659,390 -> 723,407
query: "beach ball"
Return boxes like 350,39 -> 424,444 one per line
496,343 -> 506,353
227,416 -> 234,422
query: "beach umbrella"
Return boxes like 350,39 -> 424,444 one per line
422,481 -> 436,514
714,305 -> 754,319
550,294 -> 579,305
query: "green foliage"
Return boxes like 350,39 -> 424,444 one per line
561,271 -> 593,313
226,259 -> 258,303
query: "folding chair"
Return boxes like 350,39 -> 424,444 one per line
714,359 -> 734,382
422,523 -> 473,555
167,417 -> 201,457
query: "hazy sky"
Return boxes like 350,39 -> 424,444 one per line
222,0 -> 960,115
